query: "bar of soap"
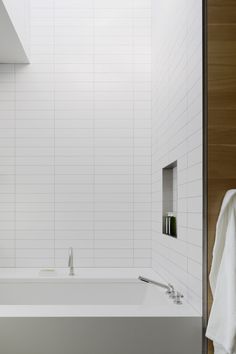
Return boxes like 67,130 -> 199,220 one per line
39,269 -> 57,277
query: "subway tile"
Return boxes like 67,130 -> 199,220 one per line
94,239 -> 133,249
94,258 -> 133,268
16,258 -> 54,267
55,240 -> 93,249
152,0 -> 202,313
94,249 -> 133,258
0,0 -> 201,316
55,249 -> 93,259
16,240 -> 54,249
16,230 -> 53,240
16,249 -> 53,258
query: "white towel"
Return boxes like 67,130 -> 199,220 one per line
206,189 -> 236,354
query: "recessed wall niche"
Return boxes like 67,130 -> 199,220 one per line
162,161 -> 177,238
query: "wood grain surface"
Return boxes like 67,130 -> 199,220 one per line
208,0 -> 236,353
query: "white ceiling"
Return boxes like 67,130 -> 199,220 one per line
0,0 -> 29,63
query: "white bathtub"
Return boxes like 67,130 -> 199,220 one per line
0,269 -> 202,354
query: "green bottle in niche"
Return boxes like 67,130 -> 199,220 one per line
167,212 -> 177,237
163,216 -> 167,234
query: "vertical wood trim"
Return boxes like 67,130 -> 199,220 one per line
203,1 -> 208,353
208,0 -> 236,353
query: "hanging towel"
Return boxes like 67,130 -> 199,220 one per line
206,189 -> 236,354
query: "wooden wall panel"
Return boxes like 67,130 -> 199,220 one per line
208,0 -> 236,353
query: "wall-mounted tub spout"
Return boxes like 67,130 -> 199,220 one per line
138,276 -> 184,305
138,276 -> 172,291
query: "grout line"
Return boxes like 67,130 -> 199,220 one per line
14,63 -> 16,268
53,0 -> 56,267
92,0 -> 95,267
132,1 -> 135,266
150,0 -> 153,270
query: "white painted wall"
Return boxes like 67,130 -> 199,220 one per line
0,0 -> 152,268
151,0 -> 203,312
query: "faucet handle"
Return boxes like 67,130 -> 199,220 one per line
174,292 -> 184,305
166,284 -> 174,295
167,284 -> 176,299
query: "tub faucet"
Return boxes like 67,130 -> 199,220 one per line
138,276 -> 171,291
174,292 -> 184,305
68,247 -> 75,276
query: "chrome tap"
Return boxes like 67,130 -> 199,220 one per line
166,284 -> 174,296
174,292 -> 184,305
68,247 -> 75,276
138,275 -> 170,290
168,286 -> 176,299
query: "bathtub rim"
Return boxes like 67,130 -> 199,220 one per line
0,267 -> 201,318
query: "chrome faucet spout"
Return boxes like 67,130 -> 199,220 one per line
68,247 -> 75,276
138,275 -> 170,290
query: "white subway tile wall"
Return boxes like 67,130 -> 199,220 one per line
152,0 -> 202,312
0,0 -> 203,312
0,0 -> 152,268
